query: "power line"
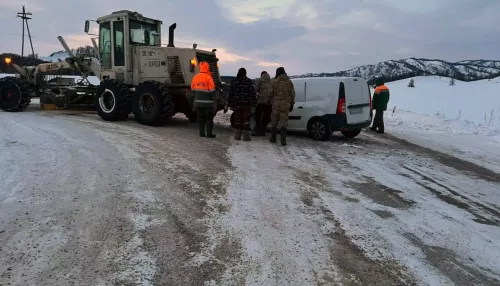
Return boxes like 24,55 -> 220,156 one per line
0,31 -> 36,38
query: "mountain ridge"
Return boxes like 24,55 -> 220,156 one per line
290,57 -> 500,84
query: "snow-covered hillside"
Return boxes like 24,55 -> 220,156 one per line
384,75 -> 500,125
293,58 -> 500,83
40,51 -> 69,63
383,75 -> 500,172
40,47 -> 97,63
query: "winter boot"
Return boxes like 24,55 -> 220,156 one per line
206,121 -> 216,138
234,129 -> 242,140
251,128 -> 259,136
242,130 -> 251,141
257,125 -> 266,136
280,128 -> 287,146
199,122 -> 206,137
269,127 -> 277,143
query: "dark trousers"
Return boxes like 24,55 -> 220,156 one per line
234,106 -> 252,130
371,110 -> 384,132
254,104 -> 271,134
197,107 -> 214,134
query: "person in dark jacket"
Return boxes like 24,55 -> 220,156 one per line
370,79 -> 390,133
252,71 -> 272,136
228,68 -> 257,141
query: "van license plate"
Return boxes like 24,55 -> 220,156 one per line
350,107 -> 363,114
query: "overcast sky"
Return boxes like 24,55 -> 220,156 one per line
0,0 -> 498,77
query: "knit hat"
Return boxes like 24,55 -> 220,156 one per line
237,68 -> 247,77
275,67 -> 285,78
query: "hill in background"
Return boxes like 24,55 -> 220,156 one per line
292,58 -> 500,84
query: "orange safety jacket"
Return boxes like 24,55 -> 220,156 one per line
191,61 -> 216,108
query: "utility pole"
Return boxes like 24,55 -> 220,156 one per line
16,5 -> 35,63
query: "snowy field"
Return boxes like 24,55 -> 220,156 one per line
385,75 -> 500,126
380,76 -> 500,173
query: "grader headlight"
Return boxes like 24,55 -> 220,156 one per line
189,58 -> 197,72
5,57 -> 12,64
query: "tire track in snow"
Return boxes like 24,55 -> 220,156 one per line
213,143 -> 344,285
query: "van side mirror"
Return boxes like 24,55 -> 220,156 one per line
84,20 -> 90,34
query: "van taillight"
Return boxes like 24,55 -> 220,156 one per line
337,98 -> 346,114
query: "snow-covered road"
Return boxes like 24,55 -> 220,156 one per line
1,109 -> 499,285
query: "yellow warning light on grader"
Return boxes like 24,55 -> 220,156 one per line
4,57 -> 11,64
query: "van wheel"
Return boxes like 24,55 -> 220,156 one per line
341,129 -> 361,138
308,118 -> 332,141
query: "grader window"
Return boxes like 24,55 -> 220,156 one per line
113,20 -> 125,66
129,19 -> 158,46
99,22 -> 112,69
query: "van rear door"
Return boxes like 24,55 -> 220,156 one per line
343,79 -> 371,124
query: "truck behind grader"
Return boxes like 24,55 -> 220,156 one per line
0,10 -> 228,125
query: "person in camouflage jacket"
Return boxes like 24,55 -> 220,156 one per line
252,71 -> 272,136
228,68 -> 257,141
269,67 -> 295,146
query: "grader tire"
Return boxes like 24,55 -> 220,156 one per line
0,77 -> 31,112
95,79 -> 131,121
132,81 -> 175,126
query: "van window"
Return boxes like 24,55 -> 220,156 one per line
306,82 -> 329,102
294,82 -> 306,102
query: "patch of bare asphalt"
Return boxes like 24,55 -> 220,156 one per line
402,166 -> 500,226
293,168 -> 344,200
405,233 -> 500,286
320,206 -> 416,285
344,176 -> 416,210
382,133 -> 500,184
372,210 -> 394,219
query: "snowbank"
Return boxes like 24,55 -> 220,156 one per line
384,110 -> 500,173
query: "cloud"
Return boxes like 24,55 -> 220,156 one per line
0,0 -> 44,12
0,0 -> 498,78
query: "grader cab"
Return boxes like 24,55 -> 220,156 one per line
89,10 -> 227,125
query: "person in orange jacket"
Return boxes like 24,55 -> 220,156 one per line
370,79 -> 390,133
191,61 -> 217,138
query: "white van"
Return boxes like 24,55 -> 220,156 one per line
229,77 -> 373,141
283,77 -> 372,140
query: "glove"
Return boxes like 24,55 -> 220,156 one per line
289,102 -> 294,112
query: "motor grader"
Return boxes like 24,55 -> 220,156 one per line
0,41 -> 101,111
0,10 -> 228,125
